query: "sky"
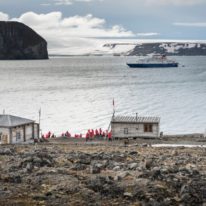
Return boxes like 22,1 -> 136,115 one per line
0,0 -> 206,54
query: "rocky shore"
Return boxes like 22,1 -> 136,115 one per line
1,141 -> 206,206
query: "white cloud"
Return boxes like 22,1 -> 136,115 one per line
9,11 -> 135,55
12,12 -> 62,29
174,22 -> 206,27
53,0 -> 72,5
136,32 -> 159,37
11,12 -> 134,38
144,0 -> 206,6
0,12 -> 9,21
42,0 -> 101,6
49,0 -> 206,6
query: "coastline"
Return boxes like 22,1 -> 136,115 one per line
47,132 -> 206,146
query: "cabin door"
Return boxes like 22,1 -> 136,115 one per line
1,135 -> 9,144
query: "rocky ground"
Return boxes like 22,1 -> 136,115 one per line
1,139 -> 206,206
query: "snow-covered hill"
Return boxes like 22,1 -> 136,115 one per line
103,41 -> 206,56
49,39 -> 206,56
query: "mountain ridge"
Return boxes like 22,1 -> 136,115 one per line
103,42 -> 206,56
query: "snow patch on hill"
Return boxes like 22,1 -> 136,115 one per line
159,43 -> 198,54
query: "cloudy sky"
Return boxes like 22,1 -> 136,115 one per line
0,0 -> 206,54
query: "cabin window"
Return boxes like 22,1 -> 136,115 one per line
16,132 -> 21,141
144,124 -> 153,133
124,128 -> 128,134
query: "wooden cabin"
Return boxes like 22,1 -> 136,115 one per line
0,114 -> 39,144
111,115 -> 160,139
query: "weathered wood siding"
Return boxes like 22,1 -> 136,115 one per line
34,124 -> 39,139
10,123 -> 37,143
11,127 -> 24,143
111,122 -> 159,138
0,128 -> 10,144
25,124 -> 33,140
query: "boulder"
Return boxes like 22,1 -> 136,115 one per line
128,163 -> 138,170
90,165 -> 101,174
87,176 -> 124,198
124,192 -> 133,198
113,166 -> 121,171
115,171 -> 130,179
0,148 -> 14,156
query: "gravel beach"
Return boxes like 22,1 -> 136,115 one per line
1,136 -> 206,206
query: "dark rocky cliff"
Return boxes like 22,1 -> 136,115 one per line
0,21 -> 48,60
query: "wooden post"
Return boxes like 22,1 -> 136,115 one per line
37,124 -> 40,139
32,123 -> 34,139
39,108 -> 41,138
9,128 -> 12,144
23,125 -> 26,142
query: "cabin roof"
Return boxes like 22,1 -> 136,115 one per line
111,115 -> 160,124
0,115 -> 35,128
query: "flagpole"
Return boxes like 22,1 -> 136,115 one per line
108,98 -> 115,132
113,98 -> 115,117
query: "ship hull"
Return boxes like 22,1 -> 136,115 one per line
127,63 -> 178,68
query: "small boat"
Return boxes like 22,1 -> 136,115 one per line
127,55 -> 178,68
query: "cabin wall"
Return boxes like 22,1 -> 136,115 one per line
11,123 -> 36,144
0,128 -> 10,144
0,123 -> 39,144
111,122 -> 159,138
11,126 -> 24,143
25,124 -> 33,140
34,124 -> 39,139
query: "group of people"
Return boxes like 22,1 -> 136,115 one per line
59,128 -> 112,141
42,128 -> 112,141
85,129 -> 112,141
42,131 -> 56,139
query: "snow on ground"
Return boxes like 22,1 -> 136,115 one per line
152,144 -> 206,148
159,42 -> 198,54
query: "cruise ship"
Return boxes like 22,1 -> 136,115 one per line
127,55 -> 178,68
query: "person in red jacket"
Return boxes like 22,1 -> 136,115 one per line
86,132 -> 89,141
91,129 -> 94,139
48,131 -> 51,138
108,131 -> 112,141
95,129 -> 99,137
99,128 -> 102,136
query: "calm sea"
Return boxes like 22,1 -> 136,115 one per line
0,56 -> 206,135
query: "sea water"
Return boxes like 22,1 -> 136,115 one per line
0,56 -> 206,135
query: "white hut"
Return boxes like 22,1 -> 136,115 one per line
111,115 -> 160,139
0,114 -> 39,144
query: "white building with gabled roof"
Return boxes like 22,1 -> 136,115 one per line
0,114 -> 39,144
111,115 -> 160,139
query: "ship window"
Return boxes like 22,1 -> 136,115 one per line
124,128 -> 128,134
144,124 -> 153,133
